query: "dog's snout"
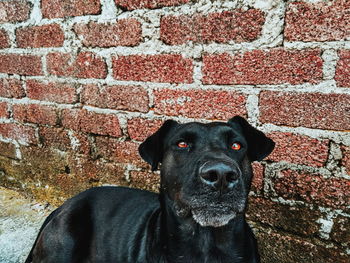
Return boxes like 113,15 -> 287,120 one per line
199,162 -> 239,191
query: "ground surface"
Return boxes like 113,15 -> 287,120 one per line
0,187 -> 53,263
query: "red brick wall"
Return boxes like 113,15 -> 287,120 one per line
0,0 -> 349,262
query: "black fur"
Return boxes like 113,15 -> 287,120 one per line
26,116 -> 274,263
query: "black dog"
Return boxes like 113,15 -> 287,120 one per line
26,116 -> 274,263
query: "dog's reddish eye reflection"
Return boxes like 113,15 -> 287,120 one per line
177,141 -> 188,148
231,142 -> 241,151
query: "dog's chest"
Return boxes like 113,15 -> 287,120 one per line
163,230 -> 248,263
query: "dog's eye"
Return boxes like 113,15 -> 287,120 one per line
177,141 -> 189,148
231,142 -> 241,151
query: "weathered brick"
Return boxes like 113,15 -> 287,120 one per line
39,126 -> 90,154
13,104 -> 58,126
330,215 -> 350,244
0,102 -> 9,118
26,80 -> 78,104
16,24 -> 64,48
39,127 -> 71,152
272,169 -> 350,210
335,50 -> 350,88
68,157 -> 128,187
129,170 -> 160,192
285,0 -> 350,42
0,0 -> 31,23
81,84 -> 149,112
47,52 -> 107,79
74,19 -> 142,47
0,123 -> 37,144
127,118 -> 163,141
259,91 -> 350,131
267,132 -> 329,167
114,0 -> 189,10
251,162 -> 264,193
0,54 -> 43,76
0,78 -> 25,98
247,197 -> 322,236
161,9 -> 265,45
341,145 -> 350,175
61,109 -> 121,137
0,141 -> 17,159
0,29 -> 10,48
202,49 -> 323,85
94,137 -> 145,167
91,160 -> 127,186
69,131 -> 90,155
153,89 -> 246,120
112,54 -> 193,83
257,230 -> 350,263
42,0 -> 101,19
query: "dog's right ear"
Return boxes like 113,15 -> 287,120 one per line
228,116 -> 275,162
139,120 -> 178,171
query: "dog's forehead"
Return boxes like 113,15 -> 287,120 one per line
173,121 -> 242,136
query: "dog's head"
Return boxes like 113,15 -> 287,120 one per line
139,116 -> 274,227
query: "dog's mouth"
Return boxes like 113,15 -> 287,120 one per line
174,191 -> 246,227
191,205 -> 240,227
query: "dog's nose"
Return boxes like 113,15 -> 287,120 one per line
199,162 -> 239,191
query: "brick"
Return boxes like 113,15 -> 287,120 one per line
74,19 -> 142,47
13,104 -> 58,126
335,50 -> 350,88
251,162 -> 264,193
0,0 -> 31,23
94,137 -> 145,167
92,161 -> 127,186
272,169 -> 350,210
285,0 -> 350,42
42,0 -> 101,19
112,54 -> 193,84
127,118 -> 163,142
81,84 -> 149,112
161,9 -> 265,45
16,24 -> 64,48
114,0 -> 189,10
0,123 -> 37,144
153,89 -> 246,120
39,127 -> 71,152
69,131 -> 90,155
259,91 -> 350,131
26,80 -> 78,104
18,146 -> 85,202
247,197 -> 322,236
202,49 -> 323,85
0,102 -> 9,118
39,126 -> 90,154
61,109 -> 121,137
0,141 -> 17,159
267,132 -> 329,167
257,230 -> 350,263
0,29 -> 10,48
47,52 -> 107,79
67,158 -> 128,187
341,145 -> 350,175
0,54 -> 43,76
129,170 -> 160,192
330,215 -> 350,244
0,78 -> 24,98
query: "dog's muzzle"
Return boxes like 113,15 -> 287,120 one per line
199,160 -> 240,193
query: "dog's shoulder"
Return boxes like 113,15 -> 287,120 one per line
66,186 -> 159,211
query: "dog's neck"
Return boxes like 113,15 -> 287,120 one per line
158,192 -> 253,262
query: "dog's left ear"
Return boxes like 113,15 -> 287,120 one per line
139,120 -> 178,171
228,116 -> 275,162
